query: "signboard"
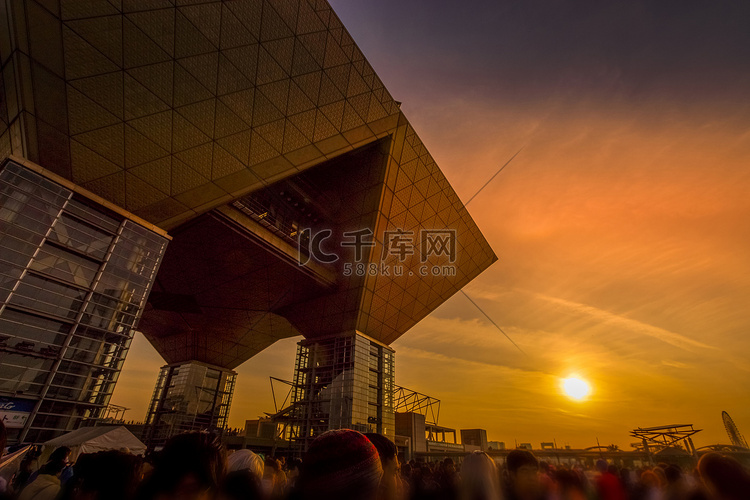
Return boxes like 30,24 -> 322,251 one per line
0,397 -> 36,429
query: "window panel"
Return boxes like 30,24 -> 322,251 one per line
30,244 -> 100,287
0,353 -> 53,394
65,198 -> 121,233
0,308 -> 70,349
10,273 -> 86,320
49,213 -> 113,260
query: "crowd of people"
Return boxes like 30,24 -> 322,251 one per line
1,420 -> 749,500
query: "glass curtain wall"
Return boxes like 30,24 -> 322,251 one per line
290,332 -> 395,451
144,361 -> 237,448
0,159 -> 168,443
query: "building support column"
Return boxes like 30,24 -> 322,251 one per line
144,361 -> 237,449
290,331 -> 395,452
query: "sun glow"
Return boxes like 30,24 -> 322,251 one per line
562,376 -> 591,401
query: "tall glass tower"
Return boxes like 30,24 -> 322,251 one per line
285,332 -> 395,451
144,361 -> 237,448
0,158 -> 168,443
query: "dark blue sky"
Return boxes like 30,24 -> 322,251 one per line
331,0 -> 750,103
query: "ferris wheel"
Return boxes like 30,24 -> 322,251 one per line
722,411 -> 748,449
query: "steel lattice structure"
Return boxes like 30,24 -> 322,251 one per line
394,385 -> 441,426
630,424 -> 701,453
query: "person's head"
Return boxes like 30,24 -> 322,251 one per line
555,468 -> 585,495
639,470 -> 660,489
226,450 -> 263,480
619,467 -> 631,484
62,451 -> 142,500
364,433 -> 400,499
697,452 -> 750,500
595,459 -> 608,474
460,451 -> 500,500
140,432 -> 226,500
506,449 -> 540,500
298,429 -> 382,500
287,458 -> 302,479
664,464 -> 682,485
50,446 -> 72,466
652,466 -> 667,488
40,458 -> 68,477
442,457 -> 456,475
262,457 -> 281,495
540,461 -> 550,474
220,470 -> 263,500
20,456 -> 34,473
419,464 -> 431,480
400,463 -> 411,479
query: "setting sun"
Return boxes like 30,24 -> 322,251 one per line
562,377 -> 592,401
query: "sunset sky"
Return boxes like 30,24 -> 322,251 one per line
113,0 -> 750,448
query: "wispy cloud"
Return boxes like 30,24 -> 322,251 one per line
522,290 -> 718,352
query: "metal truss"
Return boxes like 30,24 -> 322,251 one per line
630,424 -> 702,452
394,385 -> 441,425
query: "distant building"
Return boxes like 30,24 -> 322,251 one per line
245,418 -> 280,441
395,411 -> 468,459
488,441 -> 506,451
144,361 -> 236,444
396,411 -> 428,459
461,428 -> 489,451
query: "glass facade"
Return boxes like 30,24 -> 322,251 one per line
289,332 -> 395,451
0,159 -> 168,443
144,361 -> 237,448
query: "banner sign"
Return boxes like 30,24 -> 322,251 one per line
0,397 -> 36,429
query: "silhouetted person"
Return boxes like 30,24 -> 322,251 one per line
618,467 -> 633,496
136,432 -> 226,500
437,458 -> 459,500
18,457 -> 68,500
662,464 -> 690,500
12,454 -> 37,494
226,450 -> 263,481
220,470 -> 263,500
58,450 -> 141,500
25,445 -> 71,488
263,457 -> 285,499
411,464 -> 441,500
630,470 -> 662,500
595,461 -> 625,500
364,433 -> 402,500
554,468 -> 587,500
697,452 -> 750,500
652,466 -> 668,490
296,429 -> 382,500
459,451 -> 501,500
504,450 -> 542,500
285,458 -> 302,495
